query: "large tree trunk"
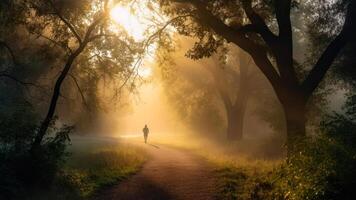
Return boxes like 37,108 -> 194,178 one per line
188,0 -> 355,153
281,92 -> 307,153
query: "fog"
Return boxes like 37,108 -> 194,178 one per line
2,1 -> 346,161
116,83 -> 184,136
67,34 -> 286,159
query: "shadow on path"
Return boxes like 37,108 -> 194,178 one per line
93,177 -> 173,200
147,143 -> 160,149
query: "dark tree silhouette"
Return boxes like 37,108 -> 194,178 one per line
160,0 -> 356,149
20,0 -> 141,151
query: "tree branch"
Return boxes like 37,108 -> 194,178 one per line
272,0 -> 299,86
0,73 -> 44,90
178,1 -> 283,98
241,0 -> 278,47
302,1 -> 356,97
275,0 -> 292,38
88,34 -> 139,55
35,33 -> 73,54
83,15 -> 105,44
48,1 -> 83,44
0,41 -> 17,65
68,73 -> 91,112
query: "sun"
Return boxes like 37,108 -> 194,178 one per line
110,5 -> 145,41
138,67 -> 152,78
109,3 -> 165,79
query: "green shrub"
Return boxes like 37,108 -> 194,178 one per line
215,109 -> 356,200
0,106 -> 71,199
275,112 -> 356,200
53,145 -> 146,199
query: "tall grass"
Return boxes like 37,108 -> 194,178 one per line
30,137 -> 146,200
201,146 -> 281,200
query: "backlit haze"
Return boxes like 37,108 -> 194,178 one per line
109,2 -> 181,138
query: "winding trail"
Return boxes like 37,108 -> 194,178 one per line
94,142 -> 217,200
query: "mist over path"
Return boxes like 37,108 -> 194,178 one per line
94,140 -> 217,200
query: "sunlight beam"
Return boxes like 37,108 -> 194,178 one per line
110,5 -> 145,41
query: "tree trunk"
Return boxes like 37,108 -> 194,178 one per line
31,46 -> 85,151
281,93 -> 307,153
221,77 -> 250,140
226,106 -> 245,140
189,0 -> 355,153
226,89 -> 249,140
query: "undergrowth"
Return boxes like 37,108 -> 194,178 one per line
29,138 -> 146,200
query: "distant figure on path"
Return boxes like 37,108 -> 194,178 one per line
143,124 -> 149,143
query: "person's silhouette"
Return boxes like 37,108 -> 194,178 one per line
143,124 -> 149,143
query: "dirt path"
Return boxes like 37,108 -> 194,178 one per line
94,142 -> 217,200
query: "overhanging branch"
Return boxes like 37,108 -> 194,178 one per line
301,1 -> 356,97
68,73 -> 91,112
241,0 -> 278,46
48,1 -> 83,44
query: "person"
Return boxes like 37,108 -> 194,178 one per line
143,124 -> 149,143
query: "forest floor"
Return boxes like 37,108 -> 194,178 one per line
93,140 -> 217,200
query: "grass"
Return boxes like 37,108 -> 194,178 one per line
197,145 -> 282,200
31,136 -> 147,200
212,159 -> 282,200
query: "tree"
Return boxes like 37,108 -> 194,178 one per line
159,0 -> 356,149
207,47 -> 253,140
157,38 -> 226,137
14,0 -> 142,150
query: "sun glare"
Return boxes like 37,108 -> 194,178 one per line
110,5 -> 145,41
138,67 -> 152,78
109,2 -> 168,79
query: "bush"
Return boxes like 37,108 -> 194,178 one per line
0,106 -> 71,199
38,142 -> 147,200
275,112 -> 356,200
215,107 -> 356,200
216,166 -> 281,200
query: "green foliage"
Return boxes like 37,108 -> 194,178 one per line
216,134 -> 356,200
1,0 -> 149,198
0,105 -> 37,149
215,94 -> 356,200
30,141 -> 146,200
0,105 -> 72,199
164,74 -> 225,136
276,137 -> 355,199
274,99 -> 356,200
345,93 -> 356,120
215,163 -> 282,200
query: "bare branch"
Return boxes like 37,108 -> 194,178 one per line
0,73 -> 44,90
143,14 -> 193,50
35,33 -> 73,54
68,73 -> 91,112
